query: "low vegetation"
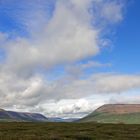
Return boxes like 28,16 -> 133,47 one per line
0,122 -> 140,140
79,112 -> 140,124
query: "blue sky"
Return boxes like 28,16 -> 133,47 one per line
0,0 -> 140,118
114,0 -> 140,74
95,0 -> 140,74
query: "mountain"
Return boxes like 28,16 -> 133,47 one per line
0,108 -> 48,122
79,104 -> 140,124
48,117 -> 79,122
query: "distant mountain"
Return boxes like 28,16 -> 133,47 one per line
78,104 -> 140,124
0,109 -> 48,122
48,117 -> 79,122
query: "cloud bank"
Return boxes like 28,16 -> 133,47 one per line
0,0 -> 139,118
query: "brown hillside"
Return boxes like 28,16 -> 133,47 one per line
96,104 -> 140,114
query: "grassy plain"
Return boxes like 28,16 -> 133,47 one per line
0,122 -> 140,140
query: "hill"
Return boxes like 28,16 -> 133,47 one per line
0,108 -> 48,122
79,104 -> 140,124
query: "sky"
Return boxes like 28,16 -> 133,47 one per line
0,0 -> 140,118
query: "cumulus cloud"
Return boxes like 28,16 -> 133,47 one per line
1,0 -> 125,75
2,0 -> 98,75
93,74 -> 140,93
1,72 -> 140,107
109,94 -> 140,104
0,0 -> 136,118
7,98 -> 106,118
100,1 -> 124,23
39,98 -> 105,118
91,0 -> 125,27
45,73 -> 140,99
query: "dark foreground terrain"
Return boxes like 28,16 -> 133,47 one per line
0,122 -> 140,140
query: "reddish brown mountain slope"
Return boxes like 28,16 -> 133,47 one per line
79,104 -> 140,123
96,104 -> 140,114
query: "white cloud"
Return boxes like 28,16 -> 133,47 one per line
1,0 -> 100,76
1,70 -> 140,118
1,0 -> 125,76
46,73 -> 140,99
1,72 -> 140,106
91,0 -> 125,26
0,0 -> 132,118
101,1 -> 124,23
40,98 -> 105,118
8,98 -> 105,118
93,74 -> 140,93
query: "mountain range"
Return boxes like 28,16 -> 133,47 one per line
1,104 -> 140,123
0,108 -> 48,122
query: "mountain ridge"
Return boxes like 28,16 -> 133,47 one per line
95,104 -> 140,114
0,108 -> 48,122
78,104 -> 140,124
